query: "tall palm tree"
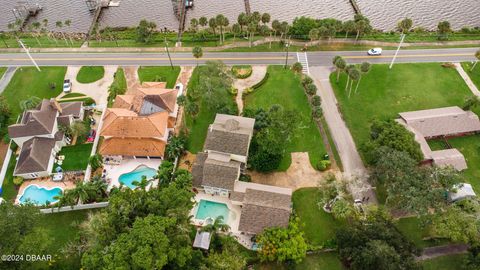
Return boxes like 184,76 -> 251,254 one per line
343,20 -> 356,39
201,216 -> 230,240
199,17 -> 208,28
192,46 -> 203,83
231,23 -> 241,45
247,21 -> 257,47
54,190 -> 77,208
64,19 -> 74,46
397,18 -> 413,34
333,56 -> 346,82
208,17 -> 217,36
55,21 -> 68,46
237,12 -> 248,32
355,62 -> 371,94
261,13 -> 271,25
215,14 -> 226,44
348,67 -> 360,98
70,181 -> 90,203
344,64 -> 355,92
132,175 -> 150,190
470,49 -> 480,71
185,101 -> 199,122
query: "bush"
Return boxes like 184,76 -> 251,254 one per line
13,176 -> 24,186
302,76 -> 313,86
311,95 -> 321,106
312,106 -> 323,119
316,160 -> 331,171
89,154 -> 103,171
229,87 -> 238,95
252,72 -> 270,90
239,174 -> 251,182
232,65 -> 253,79
305,83 -> 317,95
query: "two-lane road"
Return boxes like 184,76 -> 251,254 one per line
0,47 -> 477,66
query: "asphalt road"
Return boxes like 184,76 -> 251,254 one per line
0,47 -> 477,67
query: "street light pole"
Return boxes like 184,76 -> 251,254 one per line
389,33 -> 406,69
284,38 -> 290,69
18,40 -> 41,72
164,37 -> 174,70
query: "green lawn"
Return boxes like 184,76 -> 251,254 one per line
185,67 -> 237,153
292,188 -> 343,246
395,217 -> 450,248
54,144 -> 93,172
421,254 -> 468,270
461,62 -> 480,90
59,93 -> 95,106
76,66 -> 105,84
0,67 -> 6,78
245,66 -> 326,170
255,253 -> 344,270
330,63 -> 474,158
137,66 -> 180,88
1,153 -> 18,201
2,67 -> 66,120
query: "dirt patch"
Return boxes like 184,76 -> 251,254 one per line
178,151 -> 196,171
249,152 -> 340,190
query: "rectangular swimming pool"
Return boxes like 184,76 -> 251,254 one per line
195,200 -> 230,221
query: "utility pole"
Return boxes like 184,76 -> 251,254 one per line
284,37 -> 290,69
389,33 -> 405,69
164,37 -> 174,70
18,40 -> 41,72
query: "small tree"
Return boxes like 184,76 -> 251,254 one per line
309,28 -> 319,41
88,154 -> 103,171
312,106 -> 323,120
348,67 -> 360,98
208,17 -> 217,35
199,17 -> 208,28
437,21 -> 451,40
185,101 -> 199,122
463,95 -> 480,110
13,176 -> 24,186
261,13 -> 271,25
136,19 -> 157,43
355,62 -> 371,94
397,18 -> 413,33
334,56 -> 347,82
311,95 -> 321,106
192,46 -> 203,67
305,83 -> 317,95
291,62 -> 303,74
470,49 -> 480,71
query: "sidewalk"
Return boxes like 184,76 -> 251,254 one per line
0,67 -> 16,94
455,63 -> 480,97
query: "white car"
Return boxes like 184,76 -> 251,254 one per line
175,83 -> 184,96
367,48 -> 383,56
63,79 -> 72,93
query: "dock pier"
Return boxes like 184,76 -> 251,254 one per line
349,0 -> 361,14
85,0 -> 118,40
12,1 -> 43,31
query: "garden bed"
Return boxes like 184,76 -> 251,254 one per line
76,66 -> 105,84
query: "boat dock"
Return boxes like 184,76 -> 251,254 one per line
12,1 -> 43,30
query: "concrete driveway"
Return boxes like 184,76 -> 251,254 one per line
59,65 -> 118,106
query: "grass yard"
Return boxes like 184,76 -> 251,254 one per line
1,153 -> 18,201
76,66 -> 105,84
184,67 -> 237,153
255,253 -> 344,270
59,93 -> 95,106
107,68 -> 128,107
330,63 -> 475,158
292,188 -> 343,246
137,66 -> 180,88
421,254 -> 468,270
245,66 -> 326,170
2,67 -> 66,120
461,62 -> 480,90
0,67 -> 6,78
395,217 -> 450,248
54,144 -> 93,172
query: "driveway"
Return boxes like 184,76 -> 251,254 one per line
309,66 -> 377,203
59,65 -> 118,105
233,65 -> 267,113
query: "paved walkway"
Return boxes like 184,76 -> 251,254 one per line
0,67 -> 16,93
416,244 -> 469,261
123,66 -> 140,90
455,63 -> 480,97
174,66 -> 194,133
309,66 -> 377,204
250,152 -> 340,190
233,66 -> 267,113
58,65 -> 117,105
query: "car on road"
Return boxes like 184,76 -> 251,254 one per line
367,48 -> 382,56
175,83 -> 184,96
63,79 -> 72,93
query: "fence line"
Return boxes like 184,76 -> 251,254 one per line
40,201 -> 109,214
84,105 -> 107,182
0,141 -> 13,191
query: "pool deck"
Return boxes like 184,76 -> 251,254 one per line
191,192 -> 254,249
15,178 -> 76,205
104,158 -> 161,190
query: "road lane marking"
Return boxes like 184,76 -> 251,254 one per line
0,56 -> 293,61
343,53 -> 472,59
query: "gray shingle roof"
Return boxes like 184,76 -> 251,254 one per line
59,102 -> 82,118
192,152 -> 207,187
9,101 -> 57,138
201,158 -> 240,190
14,137 -> 55,175
238,189 -> 292,234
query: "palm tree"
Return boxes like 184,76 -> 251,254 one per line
355,62 -> 371,94
64,19 -> 74,46
343,20 -> 356,39
55,21 -> 68,46
344,64 -> 355,92
247,21 -> 257,47
215,14 -> 226,44
192,46 -> 203,83
208,17 -> 217,36
462,96 -> 480,110
185,101 -> 199,122
32,22 -> 42,46
231,23 -> 241,45
354,19 -> 368,42
261,13 -> 271,25
291,62 -> 303,74
70,121 -> 87,143
54,190 -> 77,208
334,57 -> 347,83
237,12 -> 248,32
199,17 -> 208,29
309,28 -> 319,42
132,175 -> 150,190
271,20 -> 280,39
201,216 -> 230,240
348,67 -> 360,98
71,181 -> 90,203
397,18 -> 413,34
470,49 -> 480,71
437,21 -> 451,40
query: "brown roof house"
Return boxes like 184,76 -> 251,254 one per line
8,99 -> 84,179
397,106 -> 480,170
192,114 -> 293,235
99,82 -> 179,158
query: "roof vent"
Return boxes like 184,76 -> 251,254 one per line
224,119 -> 240,131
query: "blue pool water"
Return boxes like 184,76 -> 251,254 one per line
19,185 -> 62,205
119,166 -> 157,189
195,200 -> 230,221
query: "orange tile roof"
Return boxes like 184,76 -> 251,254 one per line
100,109 -> 169,138
114,95 -> 135,110
99,137 -> 166,157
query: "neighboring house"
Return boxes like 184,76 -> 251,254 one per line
99,82 -> 179,159
397,106 -> 480,170
192,114 -> 292,235
8,99 -> 84,179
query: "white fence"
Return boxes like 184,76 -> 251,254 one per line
40,201 -> 109,214
0,141 -> 13,192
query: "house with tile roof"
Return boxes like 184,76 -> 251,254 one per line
99,82 -> 179,158
397,106 -> 480,170
8,99 -> 84,179
192,114 -> 292,236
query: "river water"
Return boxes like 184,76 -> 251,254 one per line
0,0 -> 478,33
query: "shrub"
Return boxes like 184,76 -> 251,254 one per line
13,176 -> 24,186
305,83 -> 317,95
230,87 -> 238,95
316,160 -> 331,171
89,154 -> 103,171
312,106 -> 323,119
311,95 -> 321,106
239,174 -> 251,182
302,76 -> 313,86
252,72 -> 270,90
232,65 -> 253,79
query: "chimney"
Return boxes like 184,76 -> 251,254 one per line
50,98 -> 62,114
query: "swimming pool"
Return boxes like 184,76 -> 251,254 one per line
19,185 -> 62,205
119,165 -> 157,189
195,200 -> 230,221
